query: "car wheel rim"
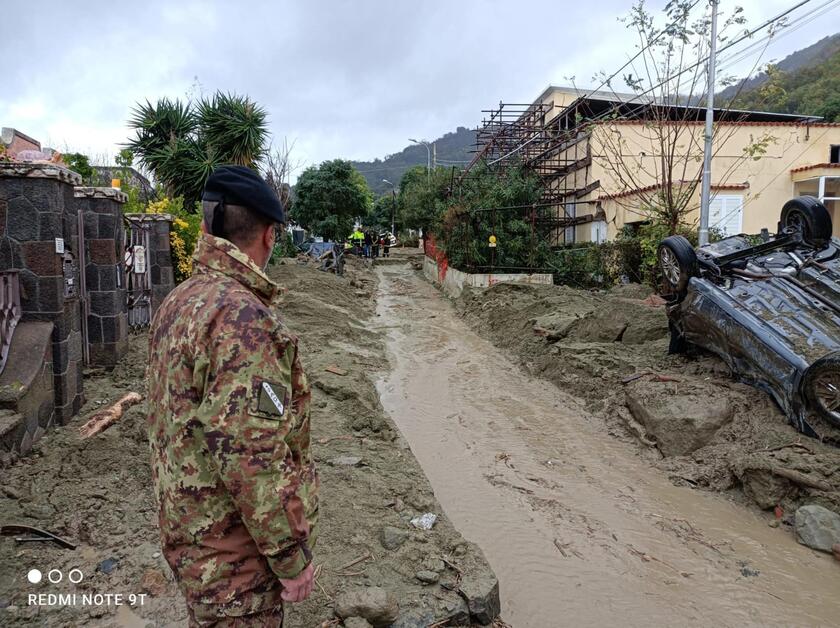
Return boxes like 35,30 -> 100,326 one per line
813,371 -> 840,422
660,248 -> 681,287
786,211 -> 805,233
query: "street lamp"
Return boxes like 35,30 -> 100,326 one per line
409,138 -> 432,180
383,179 -> 397,238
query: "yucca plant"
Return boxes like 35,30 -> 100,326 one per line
126,92 -> 268,209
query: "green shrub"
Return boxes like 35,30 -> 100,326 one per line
271,230 -> 298,263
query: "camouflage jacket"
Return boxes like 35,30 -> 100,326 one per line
147,233 -> 318,612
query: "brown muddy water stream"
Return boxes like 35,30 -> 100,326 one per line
374,264 -> 839,627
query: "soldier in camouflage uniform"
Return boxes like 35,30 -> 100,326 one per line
147,166 -> 319,627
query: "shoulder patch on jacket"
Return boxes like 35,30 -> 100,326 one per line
250,378 -> 290,419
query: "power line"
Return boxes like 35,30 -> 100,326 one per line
476,0 -> 830,173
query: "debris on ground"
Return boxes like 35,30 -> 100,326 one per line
0,524 -> 77,550
794,504 -> 840,553
333,586 -> 400,627
78,392 -> 143,438
454,281 -> 840,517
0,252 -> 498,627
410,512 -> 438,530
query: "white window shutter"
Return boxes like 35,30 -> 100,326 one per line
709,194 -> 743,236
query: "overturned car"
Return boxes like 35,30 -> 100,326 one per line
659,196 -> 840,441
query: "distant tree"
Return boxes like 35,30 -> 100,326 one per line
126,92 -> 269,208
262,139 -> 300,209
369,193 -> 396,232
290,160 -> 372,241
398,165 -> 453,233
63,152 -> 95,183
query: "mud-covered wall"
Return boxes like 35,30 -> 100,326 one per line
0,163 -> 85,424
74,187 -> 129,367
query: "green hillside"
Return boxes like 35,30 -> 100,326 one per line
352,126 -> 476,196
729,37 -> 840,121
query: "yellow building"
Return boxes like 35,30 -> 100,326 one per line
469,86 -> 840,243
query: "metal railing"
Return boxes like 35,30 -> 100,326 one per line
0,272 -> 22,375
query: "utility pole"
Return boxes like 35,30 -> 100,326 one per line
698,0 -> 719,247
432,143 -> 436,170
383,179 -> 397,236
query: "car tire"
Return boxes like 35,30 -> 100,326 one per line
803,353 -> 840,428
658,235 -> 698,297
779,196 -> 833,247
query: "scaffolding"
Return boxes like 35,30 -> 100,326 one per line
460,98 -> 609,246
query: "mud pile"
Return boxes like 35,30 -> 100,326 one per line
0,254 -> 498,627
455,282 -> 840,519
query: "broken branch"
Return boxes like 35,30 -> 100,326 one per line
79,393 -> 143,439
338,551 -> 372,571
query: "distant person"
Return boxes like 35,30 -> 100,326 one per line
383,235 -> 391,258
363,230 -> 372,258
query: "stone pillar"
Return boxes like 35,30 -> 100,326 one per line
74,187 -> 128,367
0,162 -> 85,424
149,215 -> 175,315
125,213 -> 175,317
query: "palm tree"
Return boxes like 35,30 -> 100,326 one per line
127,91 -> 268,208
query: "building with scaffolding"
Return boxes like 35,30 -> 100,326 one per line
463,86 -> 840,244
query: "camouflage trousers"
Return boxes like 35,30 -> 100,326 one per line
187,604 -> 284,627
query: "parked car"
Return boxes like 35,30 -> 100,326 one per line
659,196 -> 840,441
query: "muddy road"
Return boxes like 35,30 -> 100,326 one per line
0,256 -> 498,628
375,263 -> 839,627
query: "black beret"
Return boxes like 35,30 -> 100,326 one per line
202,165 -> 285,224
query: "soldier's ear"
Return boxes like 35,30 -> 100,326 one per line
262,223 -> 276,250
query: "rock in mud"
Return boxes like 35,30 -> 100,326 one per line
739,468 -> 792,510
794,505 -> 840,553
832,543 -> 840,561
566,309 -> 628,343
532,313 -> 579,341
344,618 -> 374,628
625,381 -> 733,456
391,608 -> 436,628
380,525 -> 408,550
415,569 -> 439,584
329,456 -> 363,467
334,587 -> 399,627
459,572 -> 501,625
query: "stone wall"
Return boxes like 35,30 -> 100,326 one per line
0,162 -> 85,424
423,255 -> 553,298
74,187 -> 128,367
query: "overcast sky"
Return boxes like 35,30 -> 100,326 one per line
1,0 -> 838,178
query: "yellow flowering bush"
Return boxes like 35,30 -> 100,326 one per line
146,197 -> 202,284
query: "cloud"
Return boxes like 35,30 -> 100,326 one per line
1,0 -> 837,175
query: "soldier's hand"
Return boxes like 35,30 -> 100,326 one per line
279,562 -> 314,602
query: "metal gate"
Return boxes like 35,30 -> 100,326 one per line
0,271 -> 21,374
125,217 -> 153,328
